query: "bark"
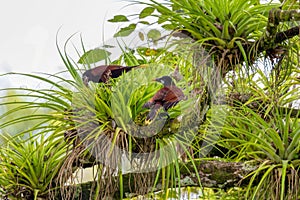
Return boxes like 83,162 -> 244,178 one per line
275,26 -> 300,43
258,9 -> 300,52
235,9 -> 300,71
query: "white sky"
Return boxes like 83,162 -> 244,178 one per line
0,0 -> 144,88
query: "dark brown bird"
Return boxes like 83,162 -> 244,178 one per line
82,64 -> 144,86
143,76 -> 185,124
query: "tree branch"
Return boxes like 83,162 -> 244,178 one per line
251,9 -> 300,61
275,26 -> 300,43
266,9 -> 300,39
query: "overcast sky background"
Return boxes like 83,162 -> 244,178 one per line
0,0 -> 145,89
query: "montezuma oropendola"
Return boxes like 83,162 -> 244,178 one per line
143,76 -> 185,124
82,65 -> 143,86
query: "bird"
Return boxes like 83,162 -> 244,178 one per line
143,76 -> 185,124
82,64 -> 145,86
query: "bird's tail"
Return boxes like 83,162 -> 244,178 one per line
145,104 -> 162,125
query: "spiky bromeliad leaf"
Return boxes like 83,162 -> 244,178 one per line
0,132 -> 67,199
135,0 -> 280,45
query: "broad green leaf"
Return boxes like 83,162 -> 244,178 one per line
138,32 -> 145,41
78,48 -> 111,64
114,24 -> 137,37
162,23 -> 177,30
108,15 -> 129,22
139,7 -> 155,19
147,29 -> 161,41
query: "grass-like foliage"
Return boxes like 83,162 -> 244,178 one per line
1,0 -> 299,199
0,133 -> 67,200
0,34 -> 84,199
208,67 -> 300,199
0,28 -> 203,199
216,106 -> 300,199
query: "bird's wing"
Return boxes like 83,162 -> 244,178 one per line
143,87 -> 167,108
82,66 -> 106,83
162,87 -> 184,101
151,87 -> 169,102
144,86 -> 184,110
161,86 -> 185,110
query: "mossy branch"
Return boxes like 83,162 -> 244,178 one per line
261,9 -> 300,49
56,160 -> 256,199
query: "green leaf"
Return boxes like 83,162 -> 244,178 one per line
114,24 -> 137,37
171,3 -> 182,12
157,15 -> 168,24
108,15 -> 129,23
138,32 -> 145,41
78,48 -> 111,64
139,7 -> 155,19
138,21 -> 150,25
147,29 -> 161,41
162,23 -> 177,30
